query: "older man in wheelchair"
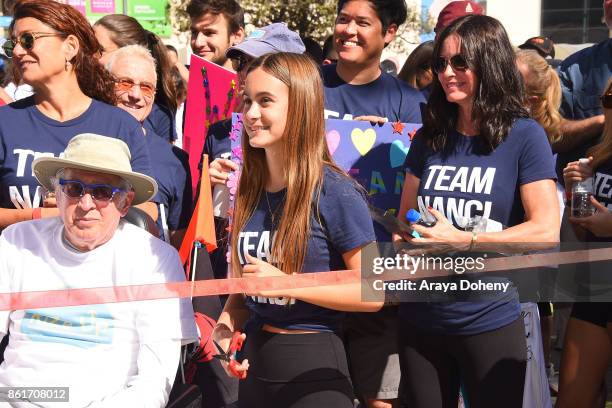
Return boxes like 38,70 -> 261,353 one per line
0,133 -> 198,407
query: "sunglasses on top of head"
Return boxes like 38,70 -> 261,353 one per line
2,31 -> 66,58
58,179 -> 126,202
432,54 -> 470,75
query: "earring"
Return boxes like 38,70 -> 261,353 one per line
65,58 -> 71,71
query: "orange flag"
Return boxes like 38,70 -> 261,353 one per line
179,154 -> 218,265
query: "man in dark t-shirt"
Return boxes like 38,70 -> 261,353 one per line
322,2 -> 426,407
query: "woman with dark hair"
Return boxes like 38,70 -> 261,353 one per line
394,15 -> 559,408
398,40 -> 434,91
0,0 -> 154,228
94,14 -> 178,142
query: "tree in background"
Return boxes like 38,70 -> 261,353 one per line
169,0 -> 425,57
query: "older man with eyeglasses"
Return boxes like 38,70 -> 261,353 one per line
0,133 -> 197,407
106,44 -> 193,248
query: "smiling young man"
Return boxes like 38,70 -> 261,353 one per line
322,2 -> 425,407
323,0 -> 425,124
187,0 -> 245,71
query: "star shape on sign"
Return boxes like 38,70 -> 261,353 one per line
392,120 -> 404,135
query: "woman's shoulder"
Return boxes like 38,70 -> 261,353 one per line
319,166 -> 367,207
0,95 -> 35,115
89,99 -> 141,122
321,166 -> 359,193
510,118 -> 544,134
505,117 -> 547,143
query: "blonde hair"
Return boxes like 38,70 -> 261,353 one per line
515,49 -> 563,144
588,78 -> 612,170
105,44 -> 157,82
231,53 -> 346,277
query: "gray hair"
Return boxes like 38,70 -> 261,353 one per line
105,44 -> 158,83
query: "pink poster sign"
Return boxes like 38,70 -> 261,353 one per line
59,0 -> 86,15
91,0 -> 115,14
184,55 -> 238,197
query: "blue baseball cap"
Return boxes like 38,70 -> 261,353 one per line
226,23 -> 305,59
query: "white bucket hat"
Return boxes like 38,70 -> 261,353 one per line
32,133 -> 158,205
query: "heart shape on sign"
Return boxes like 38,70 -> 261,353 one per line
389,139 -> 409,168
351,128 -> 377,156
326,130 -> 341,155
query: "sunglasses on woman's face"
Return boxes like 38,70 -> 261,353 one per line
58,179 -> 125,202
601,92 -> 612,110
2,32 -> 65,58
432,54 -> 469,75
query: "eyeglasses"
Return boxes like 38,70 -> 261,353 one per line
432,54 -> 470,74
2,32 -> 66,58
231,55 -> 251,72
114,78 -> 156,99
601,92 -> 612,109
58,179 -> 126,202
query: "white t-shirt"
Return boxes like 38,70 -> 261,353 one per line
0,218 -> 198,407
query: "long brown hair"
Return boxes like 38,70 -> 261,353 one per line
231,53 -> 346,277
515,49 -> 563,145
398,41 -> 433,90
11,0 -> 116,104
588,78 -> 612,169
94,14 -> 177,113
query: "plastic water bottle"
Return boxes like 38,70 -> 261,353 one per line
406,208 -> 438,239
571,158 -> 595,218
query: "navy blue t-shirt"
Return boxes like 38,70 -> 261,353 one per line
143,130 -> 192,239
145,103 -> 177,143
0,97 -> 153,210
590,160 -> 612,241
240,167 -> 376,332
199,119 -> 232,172
399,118 -> 557,335
322,64 -> 425,123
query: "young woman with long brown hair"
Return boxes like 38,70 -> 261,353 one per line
0,0 -> 154,229
212,52 -> 382,408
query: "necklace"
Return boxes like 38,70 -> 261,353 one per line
265,191 -> 276,226
264,190 -> 285,227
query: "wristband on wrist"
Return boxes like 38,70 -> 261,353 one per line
468,231 -> 477,251
31,207 -> 42,220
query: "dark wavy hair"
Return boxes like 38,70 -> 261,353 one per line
10,0 -> 116,104
94,14 -> 178,113
424,14 -> 528,153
